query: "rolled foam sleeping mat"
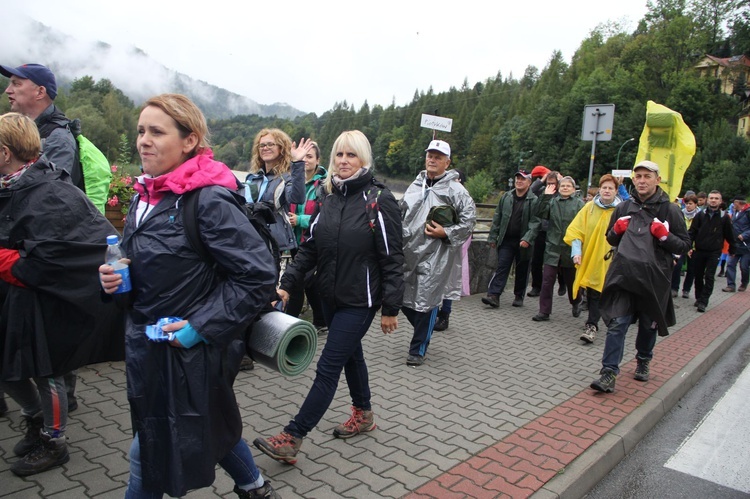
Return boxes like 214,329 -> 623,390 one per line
247,311 -> 318,376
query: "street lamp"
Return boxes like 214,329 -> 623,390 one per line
616,138 -> 636,170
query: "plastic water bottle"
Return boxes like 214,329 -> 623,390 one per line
105,235 -> 132,293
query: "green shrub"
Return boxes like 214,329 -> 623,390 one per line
465,170 -> 496,203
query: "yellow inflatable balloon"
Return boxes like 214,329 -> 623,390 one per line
634,101 -> 696,200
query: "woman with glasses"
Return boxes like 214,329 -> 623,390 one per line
246,129 -> 313,253
253,130 -> 404,465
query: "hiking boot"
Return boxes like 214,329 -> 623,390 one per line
580,323 -> 597,344
739,284 -> 747,292
634,358 -> 650,382
406,354 -> 425,366
531,313 -> 549,321
572,302 -> 582,318
697,302 -> 706,313
590,369 -> 617,393
234,482 -> 280,499
682,290 -> 690,299
253,432 -> 302,465
527,288 -> 541,297
13,414 -> 44,456
332,406 -> 376,439
10,432 -> 69,476
433,314 -> 449,332
512,295 -> 524,307
722,286 -> 736,292
482,294 -> 499,308
239,355 -> 254,371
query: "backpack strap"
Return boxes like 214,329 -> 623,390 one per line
182,188 -> 214,266
363,186 -> 382,232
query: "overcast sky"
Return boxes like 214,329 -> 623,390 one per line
6,0 -> 648,115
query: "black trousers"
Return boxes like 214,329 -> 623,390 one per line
692,249 -> 721,306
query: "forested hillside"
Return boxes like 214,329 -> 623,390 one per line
2,0 -> 748,200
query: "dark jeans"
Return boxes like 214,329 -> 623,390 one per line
586,288 -> 602,328
726,253 -> 749,288
487,239 -> 530,298
403,306 -> 438,357
285,305 -> 377,438
538,264 -> 580,315
671,254 -> 695,293
2,376 -> 67,437
438,298 -> 452,316
529,231 -> 547,290
693,250 -> 721,305
601,312 -> 658,375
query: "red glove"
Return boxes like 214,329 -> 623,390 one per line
613,215 -> 631,235
650,218 -> 670,241
0,248 -> 25,287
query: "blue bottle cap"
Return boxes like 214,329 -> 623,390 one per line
106,235 -> 119,245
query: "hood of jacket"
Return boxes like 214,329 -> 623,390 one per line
134,149 -> 237,204
593,193 -> 622,209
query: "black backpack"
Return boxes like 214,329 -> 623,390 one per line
182,184 -> 280,304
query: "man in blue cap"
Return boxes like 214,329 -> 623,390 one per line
1,63 -> 80,186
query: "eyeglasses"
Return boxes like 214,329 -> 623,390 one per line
258,142 -> 278,150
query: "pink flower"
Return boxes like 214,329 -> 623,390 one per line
111,165 -> 118,173
108,196 -> 119,207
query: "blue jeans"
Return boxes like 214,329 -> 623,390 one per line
601,312 -> 658,375
726,253 -> 749,288
125,433 -> 262,498
285,306 -> 377,438
487,239 -> 530,297
403,306 -> 438,357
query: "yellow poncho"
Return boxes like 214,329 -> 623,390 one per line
563,199 -> 618,297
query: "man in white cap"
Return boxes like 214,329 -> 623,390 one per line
399,139 -> 476,366
591,160 -> 690,393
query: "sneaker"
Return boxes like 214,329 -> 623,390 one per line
527,288 -> 541,297
332,406 -> 376,439
512,295 -> 524,307
697,302 -> 706,313
572,302 -> 582,318
233,482 -> 280,499
531,313 -> 549,321
634,358 -> 650,382
722,286 -> 736,292
406,354 -> 425,366
10,432 -> 69,476
238,355 -> 254,371
433,315 -> 449,332
682,290 -> 690,299
590,369 -> 617,393
580,323 -> 597,343
253,432 -> 302,465
740,284 -> 747,292
13,414 -> 44,456
482,294 -> 499,308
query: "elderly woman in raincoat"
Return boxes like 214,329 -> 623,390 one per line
564,174 -> 623,344
99,94 -> 279,499
399,139 -> 476,366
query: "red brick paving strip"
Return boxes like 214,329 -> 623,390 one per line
408,292 -> 749,499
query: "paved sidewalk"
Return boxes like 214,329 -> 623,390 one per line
1,286 -> 747,498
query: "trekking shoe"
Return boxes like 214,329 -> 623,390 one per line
572,302 -> 582,318
512,295 -> 524,307
634,358 -> 650,382
682,290 -> 690,299
739,284 -> 747,292
580,323 -> 597,343
697,302 -> 706,313
13,414 -> 44,456
0,396 -> 8,417
332,406 -> 376,439
722,286 -> 736,292
433,315 -> 449,331
239,355 -> 254,371
531,313 -> 549,321
253,432 -> 302,465
591,369 -> 617,393
233,482 -> 280,499
527,288 -> 541,297
10,432 -> 69,476
482,294 -> 499,308
406,354 -> 425,366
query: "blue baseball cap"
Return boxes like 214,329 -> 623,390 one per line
0,63 -> 57,100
